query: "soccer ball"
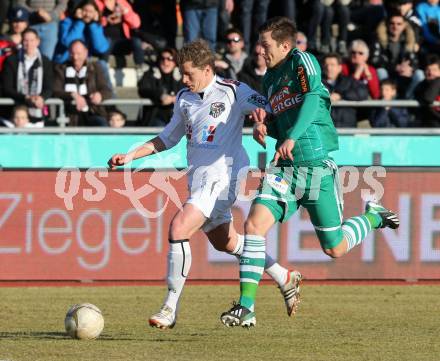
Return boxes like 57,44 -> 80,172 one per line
64,303 -> 104,340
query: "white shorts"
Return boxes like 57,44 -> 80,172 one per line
186,172 -> 240,233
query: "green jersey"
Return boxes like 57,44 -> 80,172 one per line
263,48 -> 339,165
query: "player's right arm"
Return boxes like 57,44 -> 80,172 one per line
108,89 -> 187,170
108,137 -> 167,170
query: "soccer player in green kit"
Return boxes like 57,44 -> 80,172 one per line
220,17 -> 400,327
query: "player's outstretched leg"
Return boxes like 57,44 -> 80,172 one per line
342,201 -> 400,253
325,201 -> 400,258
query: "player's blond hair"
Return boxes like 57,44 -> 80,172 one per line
177,39 -> 215,71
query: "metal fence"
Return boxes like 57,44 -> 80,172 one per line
0,98 -> 438,129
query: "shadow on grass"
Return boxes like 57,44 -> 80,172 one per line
0,331 -> 150,341
0,331 -> 69,340
0,332 -> 204,342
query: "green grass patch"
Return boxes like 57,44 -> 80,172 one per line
0,285 -> 439,361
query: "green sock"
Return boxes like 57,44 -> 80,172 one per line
365,212 -> 382,229
342,215 -> 373,253
239,235 -> 265,311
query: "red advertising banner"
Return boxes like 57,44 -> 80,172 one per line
0,169 -> 439,280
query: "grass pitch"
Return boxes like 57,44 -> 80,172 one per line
1,284 -> 439,361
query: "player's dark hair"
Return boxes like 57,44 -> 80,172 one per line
177,39 -> 215,71
258,17 -> 297,47
323,53 -> 342,65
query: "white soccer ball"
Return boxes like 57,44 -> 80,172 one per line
64,303 -> 104,340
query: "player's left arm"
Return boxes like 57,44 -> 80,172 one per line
286,53 -> 322,141
236,81 -> 271,115
236,81 -> 276,145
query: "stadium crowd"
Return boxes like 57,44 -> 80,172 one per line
0,0 -> 438,128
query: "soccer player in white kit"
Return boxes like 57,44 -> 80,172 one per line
108,40 -> 302,329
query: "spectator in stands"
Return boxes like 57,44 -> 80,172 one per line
237,42 -> 266,94
394,54 -> 425,99
295,31 -> 308,52
370,79 -> 411,127
180,0 -> 219,51
0,38 -> 15,75
54,0 -> 109,64
217,0 -> 234,52
53,40 -> 112,126
17,0 -> 68,59
281,0 -> 324,53
390,0 -> 422,41
108,109 -> 126,127
215,28 -> 247,79
319,0 -> 350,55
239,0 -> 270,52
350,0 -> 386,44
0,0 -> 9,35
137,47 -> 183,126
1,105 -> 44,127
370,13 -> 419,80
95,0 -> 143,71
416,0 -> 440,54
3,6 -> 30,47
134,0 -> 176,49
2,29 -> 53,124
342,39 -> 381,99
414,55 -> 440,127
322,53 -> 369,127
282,0 -> 297,21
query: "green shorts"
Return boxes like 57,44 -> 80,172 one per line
254,159 -> 344,249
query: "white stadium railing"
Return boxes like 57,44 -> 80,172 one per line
0,98 -> 438,131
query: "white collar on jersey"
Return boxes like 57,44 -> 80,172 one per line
197,74 -> 217,99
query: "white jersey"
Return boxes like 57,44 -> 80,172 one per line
159,75 -> 269,178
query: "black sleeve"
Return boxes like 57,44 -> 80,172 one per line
41,57 -> 53,99
2,55 -> 25,102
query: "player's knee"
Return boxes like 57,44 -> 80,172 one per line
323,247 -> 345,258
244,218 -> 263,236
169,218 -> 187,240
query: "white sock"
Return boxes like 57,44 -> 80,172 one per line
233,234 -> 288,286
227,234 -> 244,256
164,240 -> 192,312
265,255 -> 288,286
